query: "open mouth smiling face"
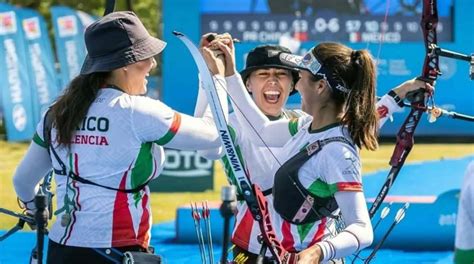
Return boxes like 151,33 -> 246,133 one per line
248,68 -> 293,116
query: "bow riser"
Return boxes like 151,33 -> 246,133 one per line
389,108 -> 423,167
421,0 -> 440,82
255,185 -> 297,263
368,0 -> 439,219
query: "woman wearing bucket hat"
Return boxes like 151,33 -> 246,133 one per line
200,36 -> 431,263
204,38 -> 433,263
12,11 -> 228,263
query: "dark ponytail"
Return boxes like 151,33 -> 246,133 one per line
313,43 -> 379,150
49,72 -> 110,146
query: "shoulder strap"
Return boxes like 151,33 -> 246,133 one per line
306,136 -> 354,157
43,109 -> 68,175
70,173 -> 151,194
43,108 -> 54,155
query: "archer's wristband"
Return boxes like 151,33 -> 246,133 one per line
388,90 -> 405,107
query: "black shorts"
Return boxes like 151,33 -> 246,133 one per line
46,239 -> 148,264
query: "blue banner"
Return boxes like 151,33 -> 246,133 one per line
18,8 -> 59,125
163,0 -> 474,136
0,3 -> 36,141
51,6 -> 92,90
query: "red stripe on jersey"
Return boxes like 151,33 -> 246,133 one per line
136,192 -> 150,248
337,182 -> 363,192
170,112 -> 181,134
308,217 -> 327,248
112,172 -> 136,247
74,153 -> 80,176
136,159 -> 155,248
231,208 -> 254,250
281,220 -> 296,252
377,105 -> 389,119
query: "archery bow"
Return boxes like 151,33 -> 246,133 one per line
369,0 -> 474,218
173,31 -> 297,264
175,1 -> 473,261
0,171 -> 54,264
367,0 -> 440,219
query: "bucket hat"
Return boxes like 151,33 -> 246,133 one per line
81,11 -> 166,75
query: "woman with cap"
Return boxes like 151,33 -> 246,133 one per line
205,38 -> 433,263
201,36 -> 431,263
198,43 -> 305,263
12,11 -> 228,263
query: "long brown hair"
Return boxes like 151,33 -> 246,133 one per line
312,42 -> 379,150
49,72 -> 110,146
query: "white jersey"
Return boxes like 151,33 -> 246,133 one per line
271,117 -> 361,251
223,110 -> 304,254
223,74 -> 400,259
454,161 -> 474,263
33,88 -> 182,248
204,74 -> 401,255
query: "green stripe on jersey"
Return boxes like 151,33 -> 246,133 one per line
33,132 -> 47,148
288,118 -> 299,136
131,142 -> 154,206
307,179 -> 338,198
297,222 -> 316,243
155,130 -> 175,145
155,113 -> 181,145
454,248 -> 474,264
131,143 -> 153,190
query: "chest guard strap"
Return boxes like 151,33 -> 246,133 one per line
273,136 -> 355,225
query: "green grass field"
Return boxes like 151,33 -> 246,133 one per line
0,140 -> 473,230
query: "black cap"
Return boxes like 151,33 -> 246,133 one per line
80,11 -> 166,75
240,45 -> 299,95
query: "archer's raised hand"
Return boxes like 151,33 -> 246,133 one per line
199,32 -> 217,48
214,35 -> 237,77
392,77 -> 435,100
201,46 -> 225,77
200,33 -> 227,76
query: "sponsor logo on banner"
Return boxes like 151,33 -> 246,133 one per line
162,149 -> 213,177
23,17 -> 41,40
0,11 -> 17,35
65,40 -> 80,80
12,104 -> 27,131
57,15 -> 77,37
29,43 -> 49,105
4,38 -> 27,131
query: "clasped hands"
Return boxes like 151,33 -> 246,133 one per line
199,32 -> 237,77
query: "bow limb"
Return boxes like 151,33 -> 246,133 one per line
173,31 -> 295,264
368,0 -> 440,218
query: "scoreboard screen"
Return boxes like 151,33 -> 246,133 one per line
200,0 -> 453,43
